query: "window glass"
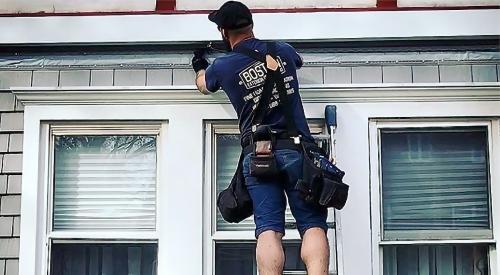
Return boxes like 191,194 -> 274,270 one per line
215,242 -> 306,275
380,127 -> 491,240
50,243 -> 158,275
383,244 -> 489,275
53,135 -> 157,231
215,134 -> 297,231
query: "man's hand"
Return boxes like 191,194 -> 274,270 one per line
192,48 -> 209,73
192,48 -> 213,95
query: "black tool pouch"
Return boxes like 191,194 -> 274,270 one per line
320,177 -> 349,210
248,126 -> 280,179
296,142 -> 349,210
296,142 -> 324,204
249,154 -> 279,178
217,151 -> 253,223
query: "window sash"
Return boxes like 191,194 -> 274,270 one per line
48,123 -> 162,235
369,120 -> 498,275
207,121 -> 337,274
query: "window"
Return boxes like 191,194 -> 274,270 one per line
370,121 -> 496,275
47,123 -> 160,275
205,121 -> 336,275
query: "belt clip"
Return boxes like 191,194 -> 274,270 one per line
291,136 -> 301,144
252,124 -> 258,133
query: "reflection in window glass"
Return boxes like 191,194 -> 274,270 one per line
215,134 -> 247,231
215,242 -> 306,275
53,135 -> 157,231
380,127 -> 490,240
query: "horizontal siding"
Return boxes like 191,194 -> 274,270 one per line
2,63 -> 497,91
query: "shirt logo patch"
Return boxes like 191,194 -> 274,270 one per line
238,57 -> 285,90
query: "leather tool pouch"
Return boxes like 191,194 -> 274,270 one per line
248,126 -> 280,179
249,154 -> 279,178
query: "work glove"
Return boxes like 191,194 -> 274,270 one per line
192,48 -> 209,73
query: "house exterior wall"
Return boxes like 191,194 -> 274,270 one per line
0,49 -> 499,274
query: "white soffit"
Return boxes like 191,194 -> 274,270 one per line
0,0 -> 156,13
0,9 -> 498,45
176,0 -> 376,10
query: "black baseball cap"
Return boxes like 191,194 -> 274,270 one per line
208,1 -> 253,30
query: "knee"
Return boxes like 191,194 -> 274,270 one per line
303,227 -> 327,239
258,230 -> 284,243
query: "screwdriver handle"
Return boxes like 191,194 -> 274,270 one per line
325,105 -> 337,134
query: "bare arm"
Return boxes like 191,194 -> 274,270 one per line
195,69 -> 212,95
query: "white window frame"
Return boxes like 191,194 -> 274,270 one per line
368,119 -> 500,275
43,122 -> 164,275
203,120 -> 338,275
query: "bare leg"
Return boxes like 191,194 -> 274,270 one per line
301,227 -> 329,275
256,230 -> 285,275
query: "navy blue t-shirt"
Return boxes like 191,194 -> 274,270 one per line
205,38 -> 312,141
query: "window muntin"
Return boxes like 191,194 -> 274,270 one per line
53,135 -> 157,231
380,127 -> 491,241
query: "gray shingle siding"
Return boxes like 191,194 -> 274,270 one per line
439,65 -> 472,82
324,67 -> 351,84
0,92 -> 22,274
59,70 -> 91,86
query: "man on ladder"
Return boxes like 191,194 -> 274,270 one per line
192,2 -> 330,274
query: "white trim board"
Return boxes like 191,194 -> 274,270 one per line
11,83 -> 500,105
0,9 -> 499,45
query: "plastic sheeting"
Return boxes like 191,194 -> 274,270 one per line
0,51 -> 499,70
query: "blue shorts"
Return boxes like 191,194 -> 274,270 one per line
242,149 -> 328,238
